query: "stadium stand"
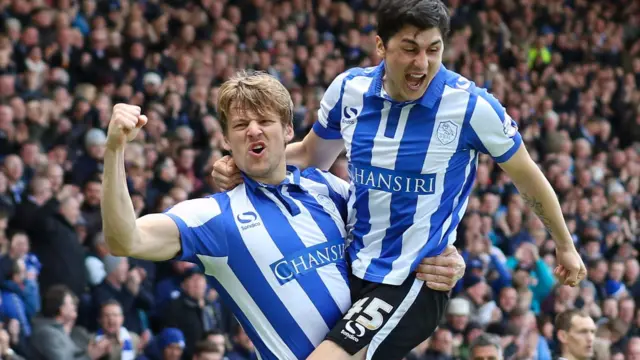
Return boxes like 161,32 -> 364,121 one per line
0,0 -> 638,359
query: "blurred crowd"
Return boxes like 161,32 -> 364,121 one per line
0,0 -> 637,359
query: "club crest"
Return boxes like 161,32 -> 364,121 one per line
436,121 -> 458,145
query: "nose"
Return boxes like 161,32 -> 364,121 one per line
414,50 -> 429,70
246,121 -> 263,138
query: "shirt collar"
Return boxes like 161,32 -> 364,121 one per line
242,165 -> 302,193
366,62 -> 448,109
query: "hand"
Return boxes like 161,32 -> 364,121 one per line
415,245 -> 465,291
56,184 -> 77,202
88,338 -> 112,360
106,104 -> 148,150
523,242 -> 539,262
211,155 -> 243,190
127,269 -> 142,286
6,319 -> 19,343
554,247 -> 587,287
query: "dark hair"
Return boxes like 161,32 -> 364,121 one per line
42,285 -> 76,318
194,340 -> 223,355
555,309 -> 590,332
100,299 -> 122,313
5,258 -> 21,279
376,0 -> 450,45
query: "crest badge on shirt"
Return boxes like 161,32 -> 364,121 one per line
436,120 -> 459,145
503,114 -> 518,137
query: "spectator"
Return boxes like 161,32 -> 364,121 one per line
29,184 -> 87,298
225,325 -> 255,360
0,0 -> 638,357
138,327 -> 186,360
555,309 -> 597,360
93,299 -> 141,360
30,285 -> 108,360
421,328 -> 454,360
201,330 -> 228,355
469,333 -> 502,360
161,268 -> 218,359
92,255 -> 153,335
1,258 -> 38,338
192,340 -> 224,360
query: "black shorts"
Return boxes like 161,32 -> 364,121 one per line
325,273 -> 449,360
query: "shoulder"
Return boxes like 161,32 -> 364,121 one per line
328,67 -> 377,93
442,69 -> 505,119
301,168 -> 349,194
164,193 -> 232,226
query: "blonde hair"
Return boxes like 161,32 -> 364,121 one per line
217,70 -> 293,135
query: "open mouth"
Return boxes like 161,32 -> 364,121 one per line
405,73 -> 426,91
249,143 -> 265,156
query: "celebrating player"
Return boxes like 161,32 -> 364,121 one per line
100,71 -> 465,360
212,0 -> 587,359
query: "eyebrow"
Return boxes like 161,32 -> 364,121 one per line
401,38 -> 443,47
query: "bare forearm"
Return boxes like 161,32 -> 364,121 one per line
515,172 -> 574,250
101,148 -> 141,255
285,131 -> 344,171
285,141 -> 311,169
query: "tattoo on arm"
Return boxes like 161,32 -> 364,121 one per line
521,193 -> 554,237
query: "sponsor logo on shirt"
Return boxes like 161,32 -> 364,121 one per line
349,164 -> 436,195
270,240 -> 346,285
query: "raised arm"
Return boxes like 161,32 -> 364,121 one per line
285,130 -> 344,171
102,104 -> 181,261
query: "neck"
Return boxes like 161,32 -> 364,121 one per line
560,351 -> 581,360
250,160 -> 287,186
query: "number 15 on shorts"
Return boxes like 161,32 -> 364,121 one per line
343,297 -> 394,334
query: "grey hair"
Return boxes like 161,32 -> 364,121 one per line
470,333 -> 503,359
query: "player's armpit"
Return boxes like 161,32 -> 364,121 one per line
306,340 -> 367,360
122,213 -> 181,261
286,129 -> 344,171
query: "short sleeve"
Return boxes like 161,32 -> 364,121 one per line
467,92 -> 522,163
164,196 -> 228,262
312,71 -> 349,140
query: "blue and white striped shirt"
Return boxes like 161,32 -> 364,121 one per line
164,166 -> 352,360
312,62 -> 522,285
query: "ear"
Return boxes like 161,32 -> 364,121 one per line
557,329 -> 567,343
375,36 -> 386,59
222,136 -> 231,151
284,123 -> 294,144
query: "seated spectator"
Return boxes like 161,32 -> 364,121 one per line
93,299 -> 141,360
30,285 -> 109,360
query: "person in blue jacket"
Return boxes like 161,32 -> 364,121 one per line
506,242 -> 556,314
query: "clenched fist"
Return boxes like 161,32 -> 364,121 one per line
107,104 -> 148,150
